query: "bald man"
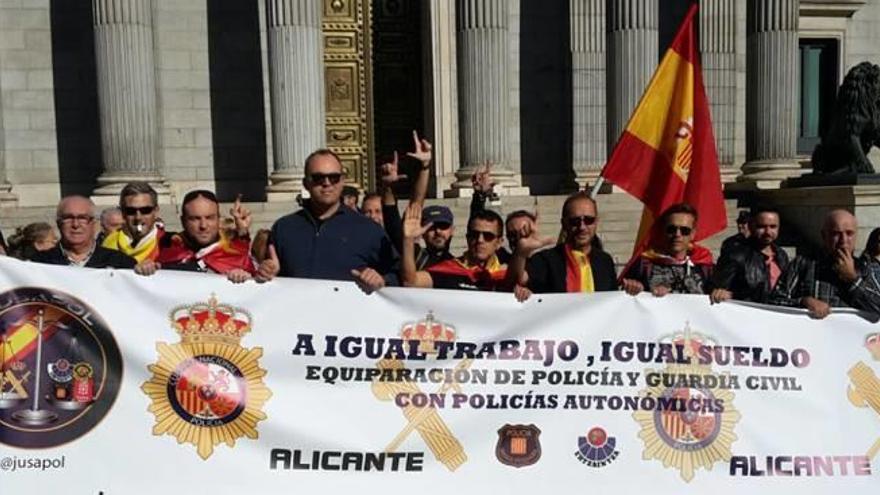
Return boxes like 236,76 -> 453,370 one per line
31,195 -> 136,269
769,209 -> 880,318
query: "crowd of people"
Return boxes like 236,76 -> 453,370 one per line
1,131 -> 879,320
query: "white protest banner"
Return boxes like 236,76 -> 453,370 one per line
0,257 -> 878,494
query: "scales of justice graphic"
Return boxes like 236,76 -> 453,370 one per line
0,309 -> 96,426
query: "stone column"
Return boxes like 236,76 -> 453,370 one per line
92,0 -> 166,200
571,0 -> 606,188
451,0 -> 525,196
0,81 -> 17,206
700,0 -> 738,182
424,0 -> 460,196
739,0 -> 802,188
265,0 -> 325,200
605,0 -> 657,153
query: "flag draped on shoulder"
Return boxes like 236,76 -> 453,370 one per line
599,2 -> 726,256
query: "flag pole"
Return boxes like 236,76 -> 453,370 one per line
588,177 -> 605,199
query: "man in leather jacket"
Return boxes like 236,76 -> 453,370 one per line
710,207 -> 789,304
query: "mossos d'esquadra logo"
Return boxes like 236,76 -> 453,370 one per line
142,294 -> 272,460
632,324 -> 741,482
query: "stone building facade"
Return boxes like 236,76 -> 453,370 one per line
1,0 -> 879,208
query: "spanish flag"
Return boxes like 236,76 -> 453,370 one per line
600,2 -> 726,256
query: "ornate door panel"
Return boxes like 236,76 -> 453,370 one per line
323,0 -> 374,189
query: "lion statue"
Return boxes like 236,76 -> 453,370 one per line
811,61 -> 880,175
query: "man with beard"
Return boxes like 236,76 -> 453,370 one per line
401,203 -> 509,291
134,190 -> 261,284
621,203 -> 713,296
102,182 -> 165,262
414,205 -> 455,269
33,196 -> 136,269
710,207 -> 789,303
507,192 -> 617,298
769,209 -> 880,318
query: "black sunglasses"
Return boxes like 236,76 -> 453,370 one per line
309,173 -> 343,185
427,222 -> 452,231
466,230 -> 499,242
122,206 -> 155,216
665,225 -> 693,236
566,215 -> 597,228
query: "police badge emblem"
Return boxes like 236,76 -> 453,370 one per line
632,325 -> 740,482
141,295 -> 272,460
496,424 -> 542,468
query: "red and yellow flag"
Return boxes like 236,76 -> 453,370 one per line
600,2 -> 726,256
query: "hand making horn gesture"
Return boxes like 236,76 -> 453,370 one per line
472,161 -> 495,194
406,130 -> 432,169
379,151 -> 407,186
230,194 -> 251,237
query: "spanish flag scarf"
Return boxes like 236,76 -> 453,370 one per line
564,245 -> 595,293
157,232 -> 255,274
101,226 -> 164,262
427,254 -> 509,290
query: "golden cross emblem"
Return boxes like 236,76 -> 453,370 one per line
848,362 -> 880,460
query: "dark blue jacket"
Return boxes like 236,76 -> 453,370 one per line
271,204 -> 400,285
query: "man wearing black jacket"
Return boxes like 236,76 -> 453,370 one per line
710,207 -> 789,304
508,192 -> 616,297
32,196 -> 135,269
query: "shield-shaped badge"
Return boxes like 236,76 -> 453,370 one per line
496,424 -> 541,468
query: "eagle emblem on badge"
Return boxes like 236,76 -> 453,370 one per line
141,295 -> 272,460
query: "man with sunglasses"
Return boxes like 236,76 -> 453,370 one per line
267,149 -> 399,292
401,203 -> 509,291
621,203 -> 713,296
710,207 -> 789,304
508,192 -> 616,296
33,195 -> 136,269
102,182 -> 165,262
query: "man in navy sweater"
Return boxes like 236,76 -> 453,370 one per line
263,149 -> 398,292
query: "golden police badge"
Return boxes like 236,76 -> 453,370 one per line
847,332 -> 880,461
141,295 -> 272,460
632,325 -> 740,482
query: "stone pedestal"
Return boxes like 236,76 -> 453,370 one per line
265,0 -> 325,201
91,0 -> 167,199
738,0 -> 804,189
449,0 -> 528,197
756,183 -> 880,251
571,0 -> 606,189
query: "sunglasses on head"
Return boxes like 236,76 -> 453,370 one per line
309,173 -> 343,185
466,229 -> 499,242
665,224 -> 693,236
566,215 -> 597,228
122,206 -> 155,216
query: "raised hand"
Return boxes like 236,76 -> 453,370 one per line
380,151 -> 407,186
406,130 -> 432,168
403,202 -> 431,240
515,223 -> 554,256
230,194 -> 251,236
471,161 -> 495,194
